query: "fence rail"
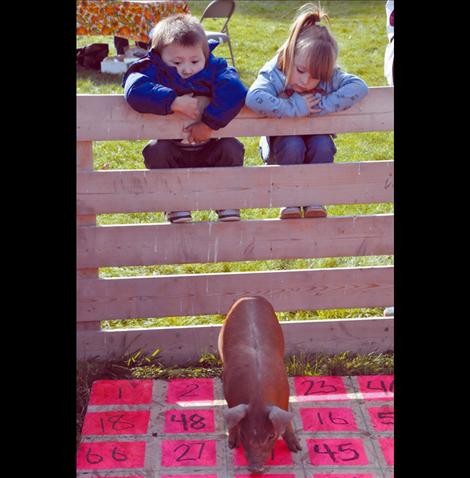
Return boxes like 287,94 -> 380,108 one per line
76,86 -> 394,362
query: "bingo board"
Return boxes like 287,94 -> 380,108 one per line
77,375 -> 394,477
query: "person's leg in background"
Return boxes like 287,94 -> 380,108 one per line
136,41 -> 150,50
114,36 -> 129,55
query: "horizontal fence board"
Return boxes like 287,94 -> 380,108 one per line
77,87 -> 393,141
76,316 -> 394,362
77,161 -> 394,215
77,214 -> 394,268
77,266 -> 393,322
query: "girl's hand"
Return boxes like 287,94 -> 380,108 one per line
183,121 -> 213,143
171,93 -> 200,119
302,94 -> 321,114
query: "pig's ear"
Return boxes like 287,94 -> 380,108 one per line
268,406 -> 293,435
223,404 -> 249,429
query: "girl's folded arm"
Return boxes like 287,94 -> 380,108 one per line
312,71 -> 368,116
246,71 -> 309,118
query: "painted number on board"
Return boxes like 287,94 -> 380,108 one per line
302,379 -> 338,395
170,413 -> 206,431
173,442 -> 206,462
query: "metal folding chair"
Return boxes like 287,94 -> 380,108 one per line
200,0 -> 236,67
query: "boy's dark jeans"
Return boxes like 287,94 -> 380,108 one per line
142,138 -> 244,169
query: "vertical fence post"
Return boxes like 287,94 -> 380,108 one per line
77,140 -> 102,360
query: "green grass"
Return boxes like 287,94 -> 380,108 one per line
78,0 -> 393,326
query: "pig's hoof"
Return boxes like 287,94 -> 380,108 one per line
284,434 -> 302,452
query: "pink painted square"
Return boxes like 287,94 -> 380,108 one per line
368,406 -> 394,431
161,475 -> 218,478
307,438 -> 369,466
88,380 -> 153,405
161,439 -> 217,467
236,475 -> 296,478
379,437 -> 394,465
164,409 -> 215,433
234,439 -> 293,466
313,475 -> 374,478
166,378 -> 214,404
300,407 -> 358,432
294,376 -> 348,401
76,441 -> 146,470
356,376 -> 394,401
81,410 -> 150,435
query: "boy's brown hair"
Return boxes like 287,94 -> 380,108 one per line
150,14 -> 210,59
277,2 -> 338,85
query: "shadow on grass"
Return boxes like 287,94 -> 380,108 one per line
77,65 -> 124,87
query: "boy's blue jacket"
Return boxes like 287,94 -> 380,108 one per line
123,40 -> 247,130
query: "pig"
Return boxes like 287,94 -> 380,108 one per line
218,296 -> 302,473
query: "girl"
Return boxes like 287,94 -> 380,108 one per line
245,3 -> 368,219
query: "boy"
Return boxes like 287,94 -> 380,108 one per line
123,14 -> 247,223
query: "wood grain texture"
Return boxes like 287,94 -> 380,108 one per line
76,317 -> 394,362
77,214 -> 394,268
77,161 -> 394,214
77,266 -> 393,322
77,87 -> 393,141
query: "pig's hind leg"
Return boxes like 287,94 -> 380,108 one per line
282,423 -> 302,451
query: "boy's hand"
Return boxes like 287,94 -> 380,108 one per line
171,94 -> 211,120
184,121 -> 213,143
171,93 -> 200,119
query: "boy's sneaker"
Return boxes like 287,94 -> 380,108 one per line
303,205 -> 327,218
216,209 -> 240,222
280,206 -> 302,219
166,211 -> 192,223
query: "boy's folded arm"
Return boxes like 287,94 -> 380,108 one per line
124,72 -> 178,115
200,69 -> 248,130
311,71 -> 369,116
245,71 -> 309,118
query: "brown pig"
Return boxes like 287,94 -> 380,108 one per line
218,296 -> 302,473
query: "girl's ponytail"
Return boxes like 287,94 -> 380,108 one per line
277,3 -> 336,85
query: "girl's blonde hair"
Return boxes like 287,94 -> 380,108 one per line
277,3 -> 338,85
151,14 -> 210,60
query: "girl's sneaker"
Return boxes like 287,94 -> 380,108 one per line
216,209 -> 240,222
166,211 -> 192,223
303,205 -> 327,218
280,206 -> 302,219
